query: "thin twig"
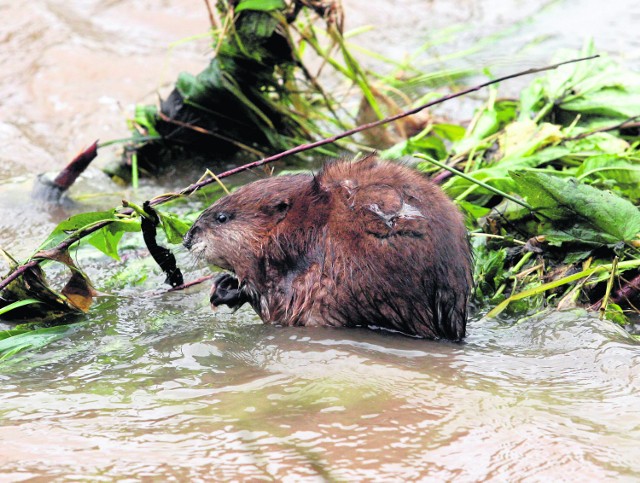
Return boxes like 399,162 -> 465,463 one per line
167,274 -> 215,292
202,0 -> 219,30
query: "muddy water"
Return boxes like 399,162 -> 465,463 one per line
2,304 -> 640,480
2,0 -> 640,480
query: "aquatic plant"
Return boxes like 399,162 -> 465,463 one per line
406,42 -> 640,323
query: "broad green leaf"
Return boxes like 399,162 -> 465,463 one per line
458,201 -> 491,219
544,227 -> 618,247
86,220 -> 141,260
561,86 -> 640,118
576,155 -> 640,184
384,136 -> 447,160
510,171 -> 640,244
432,123 -> 466,142
566,132 -> 629,155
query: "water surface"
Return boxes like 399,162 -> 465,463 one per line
1,0 -> 640,480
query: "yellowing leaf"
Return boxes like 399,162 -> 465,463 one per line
499,120 -> 562,158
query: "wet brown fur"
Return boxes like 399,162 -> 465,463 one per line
184,156 -> 472,340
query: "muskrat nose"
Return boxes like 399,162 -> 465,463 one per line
183,224 -> 201,250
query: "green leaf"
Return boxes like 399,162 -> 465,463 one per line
157,212 -> 192,245
472,238 -> 507,298
510,171 -> 640,244
443,146 -> 570,199
0,324 -> 79,361
576,154 -> 640,184
132,104 -> 159,136
38,211 -> 122,252
0,299 -> 41,316
561,86 -> 640,118
566,133 -> 629,155
455,108 -> 500,154
518,79 -> 544,120
235,0 -> 285,13
86,220 -> 141,260
384,135 -> 447,160
458,201 -> 491,219
499,120 -> 562,159
432,123 -> 466,142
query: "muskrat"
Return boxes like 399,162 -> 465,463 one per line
184,156 -> 472,340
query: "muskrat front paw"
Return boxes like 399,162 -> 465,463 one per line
210,273 -> 247,310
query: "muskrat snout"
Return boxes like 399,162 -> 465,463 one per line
183,224 -> 201,250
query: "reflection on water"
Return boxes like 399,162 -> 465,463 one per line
2,0 -> 640,480
1,304 -> 639,480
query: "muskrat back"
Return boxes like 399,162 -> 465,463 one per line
184,156 -> 472,340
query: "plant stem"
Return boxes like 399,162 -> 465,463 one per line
600,256 -> 619,318
414,153 -> 533,210
487,258 -> 640,318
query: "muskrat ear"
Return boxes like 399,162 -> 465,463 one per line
262,198 -> 291,221
275,200 -> 290,213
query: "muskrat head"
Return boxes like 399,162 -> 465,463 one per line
183,174 -> 312,279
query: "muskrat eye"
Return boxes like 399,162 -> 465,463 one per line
216,212 -> 230,224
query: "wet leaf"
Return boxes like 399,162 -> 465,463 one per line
39,251 -> 97,313
510,171 -> 640,245
86,220 -> 141,260
1,248 -> 96,319
0,324 -> 80,361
